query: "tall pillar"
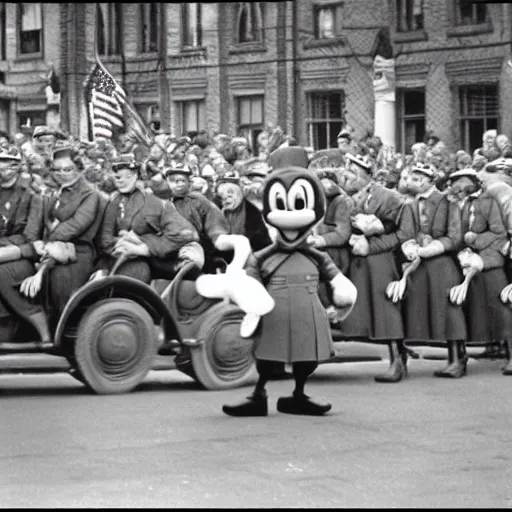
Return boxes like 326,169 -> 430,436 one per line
373,55 -> 396,149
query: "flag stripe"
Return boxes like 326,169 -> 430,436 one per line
94,108 -> 124,127
93,126 -> 113,138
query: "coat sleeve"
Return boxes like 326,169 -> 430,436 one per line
48,191 -> 100,242
470,198 -> 508,252
321,196 -> 352,247
306,247 -> 341,281
437,203 -> 463,253
367,217 -> 411,255
99,197 -> 120,256
199,198 -> 229,244
244,252 -> 264,284
396,202 -> 417,245
139,201 -> 200,258
431,198 -> 449,240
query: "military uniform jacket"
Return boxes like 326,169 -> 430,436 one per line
100,186 -> 199,259
315,190 -> 353,248
0,177 -> 43,258
43,176 -> 101,248
445,190 -> 507,270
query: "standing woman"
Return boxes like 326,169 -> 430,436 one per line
337,154 -> 411,383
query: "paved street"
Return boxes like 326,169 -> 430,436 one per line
1,357 -> 512,508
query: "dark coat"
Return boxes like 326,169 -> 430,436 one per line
221,199 -> 272,264
339,183 -> 407,341
100,187 -> 199,260
172,192 -> 229,273
399,189 -> 467,342
245,242 -> 340,363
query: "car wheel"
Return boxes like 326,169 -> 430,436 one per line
190,303 -> 257,390
75,298 -> 157,395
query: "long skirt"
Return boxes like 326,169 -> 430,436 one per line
464,267 -> 512,342
404,254 -> 467,342
338,252 -> 404,341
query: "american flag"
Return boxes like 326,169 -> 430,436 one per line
84,62 -> 126,140
84,60 -> 153,147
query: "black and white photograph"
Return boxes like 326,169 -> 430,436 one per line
1,0 -> 512,507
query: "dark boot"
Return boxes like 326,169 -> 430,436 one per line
434,341 -> 467,379
222,389 -> 268,417
502,340 -> 512,375
27,311 -> 51,343
374,341 -> 407,383
277,392 -> 332,416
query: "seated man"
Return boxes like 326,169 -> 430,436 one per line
165,164 -> 251,274
92,154 -> 203,283
0,146 -> 48,341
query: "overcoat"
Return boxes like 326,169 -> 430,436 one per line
97,186 -> 199,282
245,243 -> 340,363
338,182 -> 407,341
399,188 -> 467,342
448,190 -> 512,342
42,176 -> 101,315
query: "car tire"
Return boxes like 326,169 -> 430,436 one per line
190,303 -> 257,390
75,298 -> 157,395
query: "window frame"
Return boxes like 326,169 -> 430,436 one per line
313,2 -> 344,40
17,109 -> 47,131
305,91 -> 346,150
181,3 -> 203,50
452,0 -> 487,27
458,83 -> 499,153
0,3 -> 6,61
176,99 -> 205,136
234,2 -> 264,46
396,88 -> 426,154
395,0 -> 424,33
236,94 -> 264,155
139,3 -> 159,54
97,3 -> 123,57
17,3 -> 44,59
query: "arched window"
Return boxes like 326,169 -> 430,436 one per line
97,3 -> 122,56
140,3 -> 159,53
235,2 -> 263,44
18,3 -> 43,55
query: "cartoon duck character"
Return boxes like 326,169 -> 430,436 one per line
198,147 -> 357,417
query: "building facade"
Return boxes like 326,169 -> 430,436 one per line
1,2 -> 512,154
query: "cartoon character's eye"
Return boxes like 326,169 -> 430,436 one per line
287,179 -> 315,211
268,182 -> 288,211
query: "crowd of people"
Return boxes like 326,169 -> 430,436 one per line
1,121 -> 512,384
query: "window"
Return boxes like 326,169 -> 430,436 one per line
18,3 -> 43,55
18,110 -> 46,131
134,103 -> 160,130
0,3 -> 6,60
453,0 -> 487,26
396,89 -> 425,153
459,84 -> 498,153
314,4 -> 343,40
176,100 -> 205,135
396,0 -> 423,32
140,3 -> 159,53
235,2 -> 264,44
181,3 -> 202,48
237,96 -> 264,155
306,92 -> 345,150
97,3 -> 122,56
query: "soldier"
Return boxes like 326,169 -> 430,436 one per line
445,168 -> 512,376
397,163 -> 467,378
0,147 -> 48,342
92,154 -> 203,283
165,164 -> 252,274
337,153 -> 410,383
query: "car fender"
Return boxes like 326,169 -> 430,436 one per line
54,275 -> 183,347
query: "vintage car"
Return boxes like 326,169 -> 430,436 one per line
0,260 -> 390,395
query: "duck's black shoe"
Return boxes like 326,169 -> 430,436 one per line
276,393 -> 331,416
222,391 -> 268,417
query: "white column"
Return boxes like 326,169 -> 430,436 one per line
373,56 -> 396,150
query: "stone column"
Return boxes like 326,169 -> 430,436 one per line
373,55 -> 396,149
